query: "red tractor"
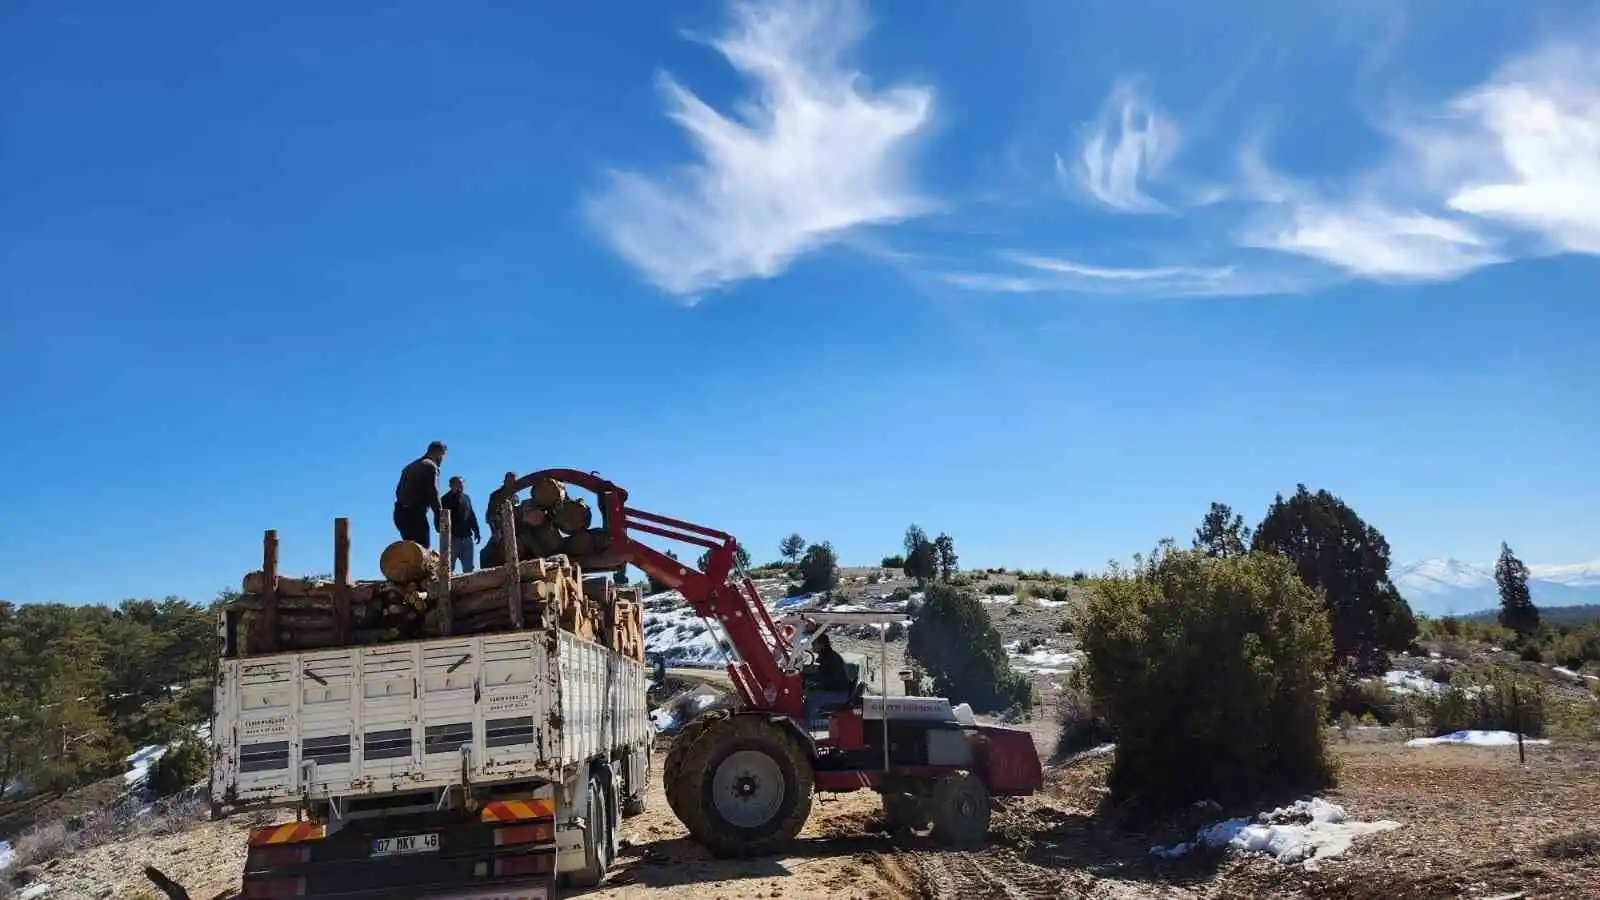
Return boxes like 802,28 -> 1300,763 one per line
536,469 -> 1045,857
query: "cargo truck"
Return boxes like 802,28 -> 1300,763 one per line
209,503 -> 652,899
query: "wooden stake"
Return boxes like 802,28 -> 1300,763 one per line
436,509 -> 453,636
500,501 -> 523,630
333,518 -> 351,645
262,529 -> 280,654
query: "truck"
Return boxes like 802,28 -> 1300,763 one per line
210,473 -> 658,899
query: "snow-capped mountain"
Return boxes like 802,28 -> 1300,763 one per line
1393,557 -> 1600,617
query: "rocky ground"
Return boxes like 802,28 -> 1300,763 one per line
15,731 -> 1599,900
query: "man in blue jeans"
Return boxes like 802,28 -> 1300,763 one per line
440,475 -> 482,573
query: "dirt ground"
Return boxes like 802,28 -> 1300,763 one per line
26,732 -> 1599,900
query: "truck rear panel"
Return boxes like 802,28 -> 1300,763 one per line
214,629 -> 649,810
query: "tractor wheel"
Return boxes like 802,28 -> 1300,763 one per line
674,715 -> 814,858
881,791 -> 930,831
664,709 -> 731,822
929,773 -> 990,848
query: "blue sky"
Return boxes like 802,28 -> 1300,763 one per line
3,0 -> 1598,606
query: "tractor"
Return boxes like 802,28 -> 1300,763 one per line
544,468 -> 1045,857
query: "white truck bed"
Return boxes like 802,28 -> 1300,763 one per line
213,629 -> 650,810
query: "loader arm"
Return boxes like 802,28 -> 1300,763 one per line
513,468 -> 805,718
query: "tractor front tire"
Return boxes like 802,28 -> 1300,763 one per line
663,709 -> 731,822
929,773 -> 990,848
673,715 -> 814,858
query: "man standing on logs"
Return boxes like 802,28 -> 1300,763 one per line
393,440 -> 447,548
440,475 -> 482,574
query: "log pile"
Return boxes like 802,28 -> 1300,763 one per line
481,475 -> 614,570
229,476 -> 642,659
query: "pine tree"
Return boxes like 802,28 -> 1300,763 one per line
1253,484 -> 1418,672
1193,502 -> 1251,558
933,533 -> 958,582
1495,542 -> 1540,636
903,525 -> 937,586
779,533 -> 806,564
799,542 -> 839,593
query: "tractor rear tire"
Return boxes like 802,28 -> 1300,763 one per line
672,714 -> 814,858
881,791 -> 930,831
929,773 -> 990,848
664,709 -> 731,822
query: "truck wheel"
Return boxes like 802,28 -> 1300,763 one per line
929,773 -> 990,848
664,709 -> 729,822
676,715 -> 813,858
881,791 -> 930,831
563,775 -> 611,888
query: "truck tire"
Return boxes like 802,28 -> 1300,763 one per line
929,773 -> 990,848
563,775 -> 612,888
663,709 -> 730,822
674,715 -> 813,858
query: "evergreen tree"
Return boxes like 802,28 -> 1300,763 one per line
1193,502 -> 1251,558
696,542 -> 751,574
907,585 -> 1032,713
1253,484 -> 1418,672
933,533 -> 958,582
1495,542 -> 1540,636
903,525 -> 937,586
779,533 -> 806,565
798,542 -> 839,593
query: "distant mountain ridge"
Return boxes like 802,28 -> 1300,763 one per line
1393,556 -> 1600,618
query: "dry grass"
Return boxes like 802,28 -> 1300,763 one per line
2,789 -> 208,896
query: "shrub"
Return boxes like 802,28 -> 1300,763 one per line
1327,671 -> 1396,725
1520,642 -> 1545,663
1080,545 -> 1335,811
982,582 -> 1015,596
907,585 -> 1033,714
798,542 -> 839,593
1422,667 -> 1546,737
1055,679 -> 1115,757
881,555 -> 906,569
148,736 -> 210,798
883,621 -> 906,642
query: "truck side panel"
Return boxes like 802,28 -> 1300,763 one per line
215,629 -> 645,810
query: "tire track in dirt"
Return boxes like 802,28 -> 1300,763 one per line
894,846 -> 1075,900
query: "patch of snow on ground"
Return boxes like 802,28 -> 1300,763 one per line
1405,730 -> 1551,748
1552,666 -> 1600,682
649,692 -> 722,733
1382,670 -> 1442,696
14,883 -> 52,899
0,839 -> 14,871
1006,643 -> 1082,675
1151,798 -> 1400,869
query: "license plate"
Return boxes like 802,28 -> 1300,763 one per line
371,832 -> 440,856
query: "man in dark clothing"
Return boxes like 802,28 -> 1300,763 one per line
394,441 -> 447,548
440,475 -> 482,574
484,471 -> 520,541
804,633 -> 856,731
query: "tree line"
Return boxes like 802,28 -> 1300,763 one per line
0,596 -> 219,797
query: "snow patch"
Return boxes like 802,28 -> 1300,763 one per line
1381,670 -> 1443,697
1151,798 -> 1400,869
1404,730 -> 1551,748
1552,666 -> 1599,683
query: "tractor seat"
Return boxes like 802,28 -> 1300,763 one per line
819,681 -> 866,714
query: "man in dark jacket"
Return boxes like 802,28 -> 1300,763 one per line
804,633 -> 856,731
440,475 -> 482,573
394,441 -> 447,547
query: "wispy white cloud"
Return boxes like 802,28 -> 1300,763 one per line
1060,82 -> 1180,214
941,251 -> 1307,298
582,0 -> 935,298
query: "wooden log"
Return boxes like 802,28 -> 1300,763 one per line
552,498 -> 592,535
565,530 -> 597,557
517,500 -> 547,528
436,509 -> 453,637
500,499 -> 523,629
530,476 -> 566,509
531,523 -> 564,555
380,540 -> 437,584
262,530 -> 280,654
334,517 -> 351,645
